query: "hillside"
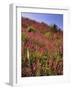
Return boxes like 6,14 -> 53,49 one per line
21,17 -> 63,77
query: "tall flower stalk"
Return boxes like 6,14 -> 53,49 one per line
27,48 -> 30,66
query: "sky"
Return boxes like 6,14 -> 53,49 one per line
22,12 -> 63,30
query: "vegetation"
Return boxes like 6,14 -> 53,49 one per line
21,17 -> 63,77
27,26 -> 36,33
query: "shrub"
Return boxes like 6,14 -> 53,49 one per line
44,32 -> 52,40
27,26 -> 36,32
22,32 -> 28,42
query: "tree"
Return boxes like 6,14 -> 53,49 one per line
50,24 -> 58,32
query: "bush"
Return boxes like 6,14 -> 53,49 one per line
22,32 -> 28,42
44,32 -> 52,40
27,26 -> 36,32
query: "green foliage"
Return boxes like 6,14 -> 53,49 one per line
27,26 -> 36,32
22,48 -> 27,62
50,24 -> 58,32
30,51 -> 43,64
44,32 -> 52,40
44,32 -> 51,37
51,50 -> 63,61
22,32 -> 28,42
